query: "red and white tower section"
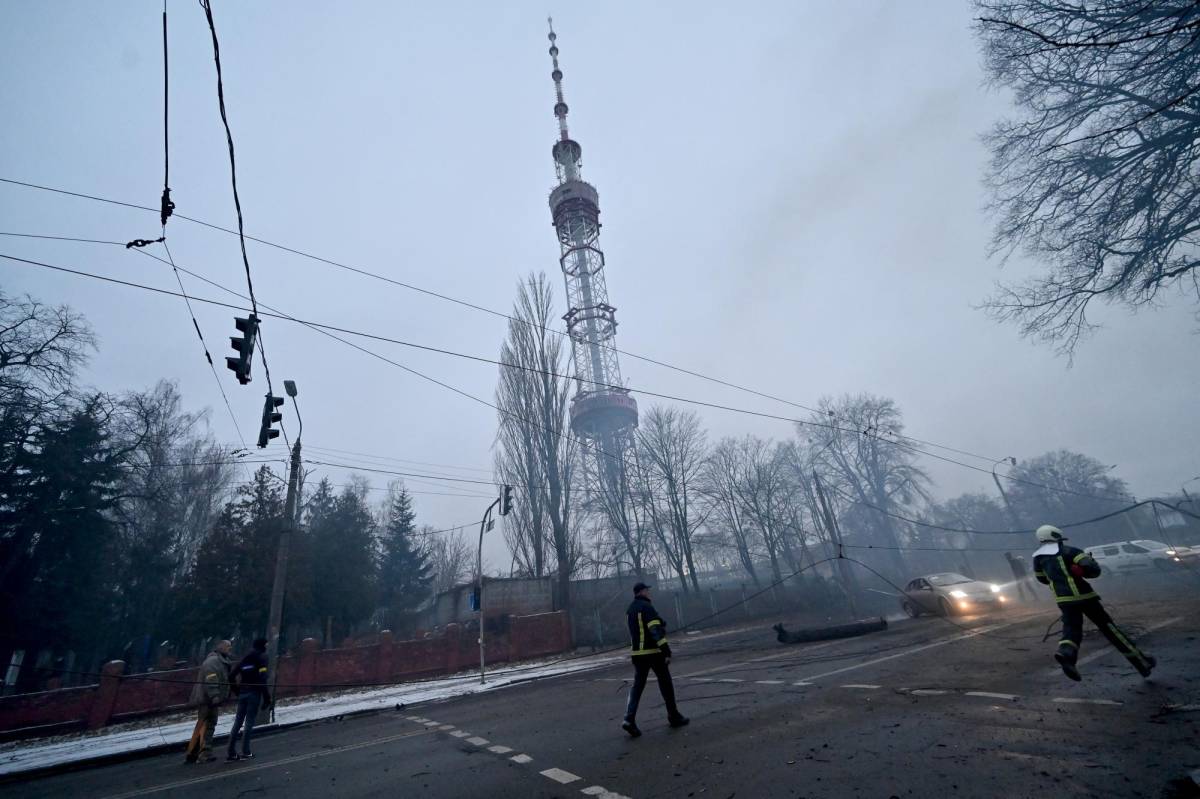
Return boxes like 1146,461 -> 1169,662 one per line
545,20 -> 638,486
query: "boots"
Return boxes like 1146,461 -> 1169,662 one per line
1055,649 -> 1081,682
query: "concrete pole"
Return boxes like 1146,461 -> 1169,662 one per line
476,498 -> 499,685
266,436 -> 301,720
991,458 -> 1024,531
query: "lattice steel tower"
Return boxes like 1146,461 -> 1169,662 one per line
545,19 -> 638,494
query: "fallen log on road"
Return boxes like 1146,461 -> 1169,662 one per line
773,617 -> 888,645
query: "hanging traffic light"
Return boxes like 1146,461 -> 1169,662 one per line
500,484 -> 514,516
226,314 -> 259,385
257,393 -> 283,448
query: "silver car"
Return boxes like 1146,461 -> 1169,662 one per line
900,572 -> 1009,617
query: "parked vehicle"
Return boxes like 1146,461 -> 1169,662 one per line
1085,540 -> 1187,573
899,573 -> 1008,617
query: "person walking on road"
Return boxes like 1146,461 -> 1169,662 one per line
622,582 -> 688,737
184,639 -> 233,764
1032,525 -> 1156,682
226,637 -> 273,762
1004,552 -> 1035,601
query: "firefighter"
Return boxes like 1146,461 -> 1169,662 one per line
1032,524 -> 1156,681
622,582 -> 688,737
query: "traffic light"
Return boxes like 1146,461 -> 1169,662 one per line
226,314 -> 259,385
500,484 -> 514,516
257,393 -> 284,448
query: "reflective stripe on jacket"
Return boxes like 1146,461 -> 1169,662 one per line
1033,543 -> 1101,604
627,597 -> 669,657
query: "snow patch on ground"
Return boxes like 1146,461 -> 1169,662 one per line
0,654 -> 620,777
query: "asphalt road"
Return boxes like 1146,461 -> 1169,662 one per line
7,584 -> 1200,799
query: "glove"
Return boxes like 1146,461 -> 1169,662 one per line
1069,563 -> 1085,577
660,644 -> 673,660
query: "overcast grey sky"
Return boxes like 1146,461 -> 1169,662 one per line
2,2 -> 1196,567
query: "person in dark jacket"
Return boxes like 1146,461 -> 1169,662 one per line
1004,552 -> 1035,601
622,582 -> 688,737
226,638 -> 273,761
1032,525 -> 1156,681
184,640 -> 233,764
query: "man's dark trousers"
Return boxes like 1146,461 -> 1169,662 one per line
1058,597 -> 1151,669
227,691 -> 262,757
624,654 -> 679,722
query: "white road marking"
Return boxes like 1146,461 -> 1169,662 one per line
488,745 -> 514,754
1045,616 -> 1180,676
466,736 -> 490,746
1167,704 -> 1200,712
1053,697 -> 1123,706
437,724 -> 455,730
910,689 -> 949,696
965,691 -> 1018,701
581,787 -> 631,799
755,680 -> 785,685
800,617 -> 1030,683
681,637 -> 846,678
511,754 -> 534,764
541,767 -> 582,784
422,721 -> 440,726
841,684 -> 881,689
718,678 -> 744,683
449,730 -> 470,738
793,681 -> 813,686
691,677 -> 714,682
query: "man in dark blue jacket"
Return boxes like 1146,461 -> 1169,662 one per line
622,582 -> 688,737
226,638 -> 273,761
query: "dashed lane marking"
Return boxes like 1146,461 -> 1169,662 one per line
488,745 -> 514,754
965,691 -> 1018,701
1053,697 -> 1123,706
449,730 -> 470,738
755,680 -> 785,685
841,684 -> 881,690
718,678 -> 743,683
541,767 -> 583,784
466,736 -> 490,746
422,721 -> 440,726
910,689 -> 949,696
437,724 -> 455,730
793,681 -> 813,686
511,753 -> 534,764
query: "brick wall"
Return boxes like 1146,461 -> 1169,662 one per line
0,611 -> 572,741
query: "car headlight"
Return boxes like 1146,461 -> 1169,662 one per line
989,584 -> 1001,593
1165,550 -> 1177,556
1174,557 -> 1182,562
950,590 -> 968,599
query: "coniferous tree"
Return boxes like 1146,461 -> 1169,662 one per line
377,483 -> 432,632
307,479 -> 378,645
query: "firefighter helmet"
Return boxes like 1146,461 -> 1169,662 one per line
1036,524 -> 1066,543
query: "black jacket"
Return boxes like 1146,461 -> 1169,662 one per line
1033,543 -> 1100,604
627,596 -> 671,658
233,650 -> 272,702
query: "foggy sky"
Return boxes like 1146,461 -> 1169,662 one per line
2,1 -> 1196,570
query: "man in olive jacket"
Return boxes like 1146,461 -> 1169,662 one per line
622,582 -> 688,737
184,640 -> 233,764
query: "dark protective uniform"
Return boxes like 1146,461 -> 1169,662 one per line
1033,542 -> 1153,674
227,648 -> 273,758
624,596 -> 682,724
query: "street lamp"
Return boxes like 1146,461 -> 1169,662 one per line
991,457 -> 1023,531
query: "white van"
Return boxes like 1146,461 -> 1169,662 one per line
1086,540 -> 1182,573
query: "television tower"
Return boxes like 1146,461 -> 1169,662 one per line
545,19 -> 638,500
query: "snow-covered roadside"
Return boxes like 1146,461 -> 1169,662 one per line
0,652 -> 622,777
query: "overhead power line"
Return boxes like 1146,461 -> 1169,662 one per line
0,175 -> 1012,468
0,245 -> 1149,507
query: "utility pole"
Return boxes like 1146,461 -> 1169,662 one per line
476,496 -> 501,685
991,457 -> 1023,531
812,471 -> 859,618
265,380 -> 301,721
475,484 -> 513,686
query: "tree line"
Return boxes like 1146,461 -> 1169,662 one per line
493,274 -> 1182,602
0,292 -> 469,692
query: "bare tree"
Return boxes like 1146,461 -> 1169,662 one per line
800,395 -> 931,579
701,437 -> 765,587
494,273 -> 577,606
419,524 -> 472,596
731,436 -> 799,585
633,406 -> 709,592
976,2 -> 1200,354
